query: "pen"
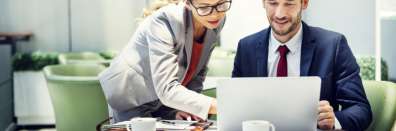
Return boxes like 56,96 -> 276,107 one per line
160,120 -> 176,125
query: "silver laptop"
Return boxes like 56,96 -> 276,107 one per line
217,77 -> 321,131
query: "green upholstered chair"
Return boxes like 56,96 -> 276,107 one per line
364,80 -> 396,131
43,64 -> 109,131
58,52 -> 107,66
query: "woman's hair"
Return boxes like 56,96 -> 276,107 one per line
141,0 -> 181,18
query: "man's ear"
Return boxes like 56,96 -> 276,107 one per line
302,0 -> 309,9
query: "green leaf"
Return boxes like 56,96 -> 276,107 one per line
12,52 -> 59,71
356,56 -> 389,80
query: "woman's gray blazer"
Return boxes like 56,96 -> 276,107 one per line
98,3 -> 225,121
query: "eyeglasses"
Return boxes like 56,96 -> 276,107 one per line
189,0 -> 232,16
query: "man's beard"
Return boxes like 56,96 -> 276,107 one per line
270,11 -> 302,36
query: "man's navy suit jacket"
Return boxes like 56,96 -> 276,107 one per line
232,22 -> 372,131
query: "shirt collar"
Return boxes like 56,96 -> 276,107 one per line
269,22 -> 303,55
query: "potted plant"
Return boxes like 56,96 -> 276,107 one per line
356,56 -> 389,80
13,52 -> 58,125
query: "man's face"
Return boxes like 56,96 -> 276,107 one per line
264,0 -> 308,36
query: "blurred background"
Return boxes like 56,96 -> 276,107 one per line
1,0 -> 395,130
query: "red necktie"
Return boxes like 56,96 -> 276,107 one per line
277,45 -> 289,77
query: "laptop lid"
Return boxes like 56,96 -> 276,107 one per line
217,77 -> 321,131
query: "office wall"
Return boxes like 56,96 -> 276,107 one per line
0,0 -> 69,52
0,0 -> 146,52
381,16 -> 396,81
303,0 -> 376,56
380,0 -> 396,81
220,0 -> 376,57
70,0 -> 144,52
69,0 -> 105,52
101,0 -> 145,51
381,0 -> 396,12
220,0 -> 269,50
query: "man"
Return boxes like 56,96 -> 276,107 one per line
232,0 -> 372,130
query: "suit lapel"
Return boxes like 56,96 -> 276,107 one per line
300,22 -> 317,76
256,29 -> 271,77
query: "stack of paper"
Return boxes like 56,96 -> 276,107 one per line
103,120 -> 197,130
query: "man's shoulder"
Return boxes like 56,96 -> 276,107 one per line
305,24 -> 350,55
238,28 -> 270,47
306,24 -> 345,42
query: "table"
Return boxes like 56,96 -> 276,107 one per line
99,120 -> 344,131
0,32 -> 32,54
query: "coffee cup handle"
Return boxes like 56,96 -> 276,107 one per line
270,123 -> 275,131
126,124 -> 132,131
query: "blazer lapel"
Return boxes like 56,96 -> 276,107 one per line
197,18 -> 226,73
256,29 -> 271,77
179,8 -> 194,81
185,13 -> 225,77
195,29 -> 216,75
184,10 -> 194,68
300,22 -> 317,76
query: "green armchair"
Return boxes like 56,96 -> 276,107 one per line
58,52 -> 107,66
43,64 -> 109,131
364,81 -> 396,131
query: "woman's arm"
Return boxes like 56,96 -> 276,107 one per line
145,15 -> 214,119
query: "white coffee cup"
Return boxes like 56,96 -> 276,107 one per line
130,117 -> 156,131
242,120 -> 275,131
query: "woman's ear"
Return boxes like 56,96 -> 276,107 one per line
262,0 -> 266,9
184,0 -> 192,10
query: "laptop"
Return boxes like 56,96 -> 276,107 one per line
216,77 -> 321,131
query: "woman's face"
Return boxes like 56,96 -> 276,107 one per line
187,0 -> 231,29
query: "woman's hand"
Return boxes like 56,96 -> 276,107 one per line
208,99 -> 217,114
175,99 -> 217,121
175,111 -> 202,121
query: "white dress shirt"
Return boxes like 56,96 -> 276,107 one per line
267,23 -> 302,77
267,23 -> 342,129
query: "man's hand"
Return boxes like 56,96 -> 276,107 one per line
318,100 -> 335,130
175,111 -> 202,121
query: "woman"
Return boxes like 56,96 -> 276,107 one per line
99,0 -> 231,122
